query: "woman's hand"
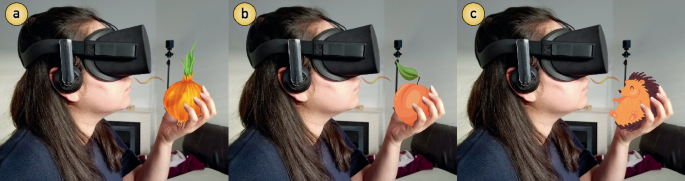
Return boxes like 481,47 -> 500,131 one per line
158,86 -> 217,147
386,86 -> 445,147
614,86 -> 673,147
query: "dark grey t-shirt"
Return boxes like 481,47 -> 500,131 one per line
0,119 -> 141,180
229,119 -> 370,180
457,119 -> 598,180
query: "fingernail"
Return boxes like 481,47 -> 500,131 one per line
651,97 -> 656,100
194,97 -> 200,101
184,103 -> 189,107
641,104 -> 645,107
200,93 -> 206,97
412,103 -> 417,107
429,93 -> 435,97
657,93 -> 661,97
422,96 -> 428,101
202,86 -> 207,92
431,85 -> 435,92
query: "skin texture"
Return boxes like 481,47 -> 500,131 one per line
506,20 -> 674,181
277,20 -> 445,180
49,20 -> 217,181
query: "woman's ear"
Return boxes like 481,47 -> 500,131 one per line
49,67 -> 80,103
506,67 -> 537,103
277,67 -> 308,102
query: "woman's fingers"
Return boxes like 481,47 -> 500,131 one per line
411,103 -> 427,132
194,97 -> 210,122
201,86 -> 217,117
430,85 -> 438,96
651,96 -> 666,125
428,89 -> 445,118
657,86 -> 673,117
422,96 -> 438,122
640,104 -> 655,134
202,85 -> 211,96
658,85 -> 667,97
183,103 -> 199,130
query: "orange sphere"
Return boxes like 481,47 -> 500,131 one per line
393,83 -> 430,126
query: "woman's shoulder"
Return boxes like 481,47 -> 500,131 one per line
457,128 -> 519,180
0,128 -> 61,179
228,128 -> 289,179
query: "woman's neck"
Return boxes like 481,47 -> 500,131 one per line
297,105 -> 332,141
69,105 -> 104,140
526,105 -> 561,142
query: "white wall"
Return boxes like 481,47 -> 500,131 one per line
155,0 -> 229,150
383,0 -> 458,150
456,0 -> 616,143
0,0 -> 158,141
228,0 -> 387,141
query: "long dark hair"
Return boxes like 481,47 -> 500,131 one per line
240,6 -> 352,180
468,6 -> 580,181
12,6 -> 123,181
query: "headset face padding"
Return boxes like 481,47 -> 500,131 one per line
309,28 -> 355,82
538,28 -> 583,82
53,67 -> 83,94
282,66 -> 311,94
81,28 -> 127,82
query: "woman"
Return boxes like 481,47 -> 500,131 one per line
456,7 -> 673,181
228,6 -> 445,180
0,7 -> 216,181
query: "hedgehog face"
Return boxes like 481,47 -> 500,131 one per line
621,79 -> 645,97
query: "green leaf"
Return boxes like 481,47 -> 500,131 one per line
180,59 -> 186,75
181,40 -> 198,76
396,61 -> 418,81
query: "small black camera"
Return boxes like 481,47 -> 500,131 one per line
623,40 -> 630,50
394,40 -> 402,58
622,40 -> 631,58
166,40 -> 174,50
165,40 -> 174,58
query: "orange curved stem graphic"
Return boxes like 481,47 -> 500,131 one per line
135,77 -> 164,84
361,76 -> 391,84
590,76 -> 619,84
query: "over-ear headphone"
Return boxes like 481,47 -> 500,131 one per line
50,20 -> 118,94
53,66 -> 83,93
510,66 -> 539,93
280,23 -> 346,94
509,20 -> 573,94
282,67 -> 311,93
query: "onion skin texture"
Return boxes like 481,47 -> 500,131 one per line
163,72 -> 204,122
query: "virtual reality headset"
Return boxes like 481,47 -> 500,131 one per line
476,24 -> 608,84
247,24 -> 380,85
19,24 -> 151,84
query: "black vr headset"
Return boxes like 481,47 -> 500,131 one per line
18,22 -> 151,94
476,23 -> 608,93
247,23 -> 380,93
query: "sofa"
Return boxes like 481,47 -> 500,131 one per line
625,123 -> 685,180
168,123 -> 228,181
397,123 -> 457,180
